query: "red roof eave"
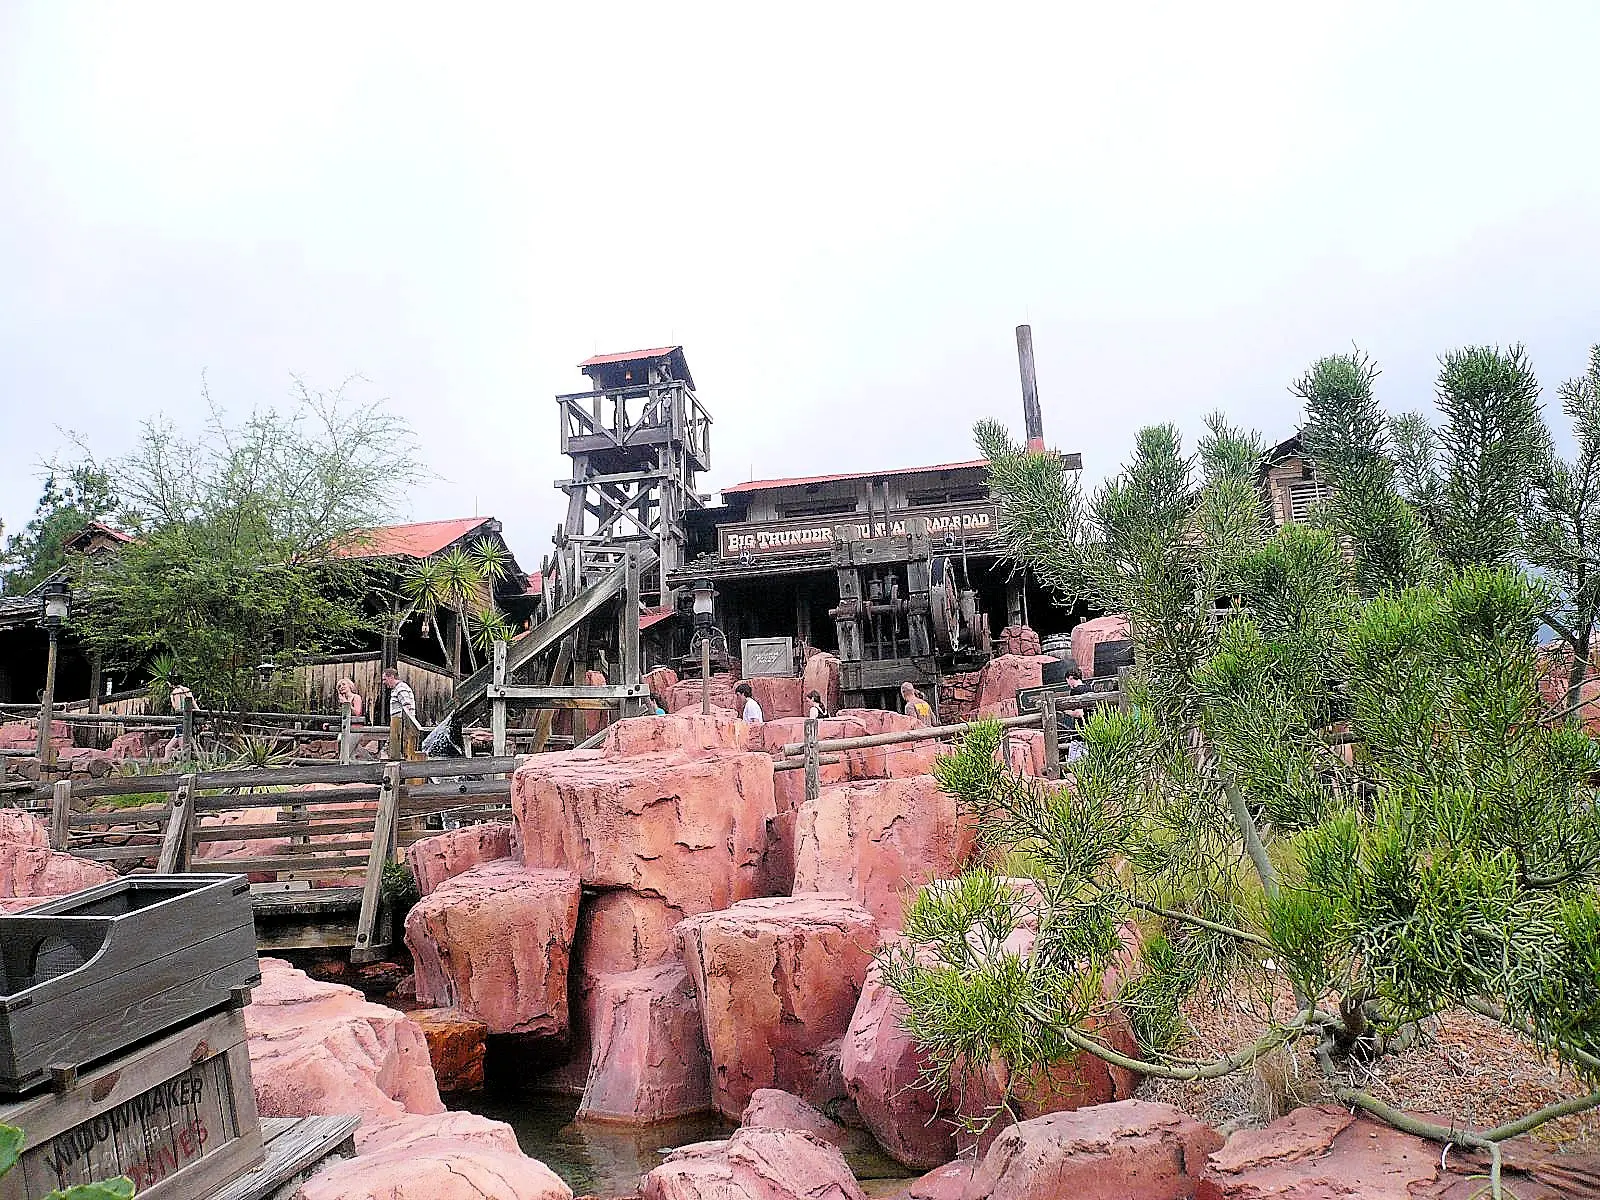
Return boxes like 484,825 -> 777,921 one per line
336,518 -> 493,561
578,346 -> 682,368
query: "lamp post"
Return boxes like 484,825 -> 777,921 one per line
36,580 -> 71,772
692,579 -> 717,716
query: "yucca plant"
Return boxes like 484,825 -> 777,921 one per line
403,539 -> 512,680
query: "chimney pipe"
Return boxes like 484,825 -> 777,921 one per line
1015,325 -> 1045,451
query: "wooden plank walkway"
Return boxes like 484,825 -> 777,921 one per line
209,1115 -> 360,1200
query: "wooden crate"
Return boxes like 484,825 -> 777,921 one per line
0,1007 -> 264,1200
0,875 -> 260,1095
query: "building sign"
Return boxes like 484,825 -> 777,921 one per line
19,1055 -> 241,1196
719,503 -> 1000,560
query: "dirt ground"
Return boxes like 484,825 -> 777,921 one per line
1137,984 -> 1600,1152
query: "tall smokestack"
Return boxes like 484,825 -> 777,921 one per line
1015,325 -> 1045,451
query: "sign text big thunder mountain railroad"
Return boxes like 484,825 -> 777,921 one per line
719,503 -> 999,560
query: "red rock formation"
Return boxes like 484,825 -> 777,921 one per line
884,1162 -> 970,1200
678,895 -> 879,1118
996,625 -> 1042,657
578,962 -> 712,1123
246,956 -> 445,1124
405,823 -> 516,897
792,775 -> 976,929
803,653 -> 842,718
1196,1104 -> 1600,1200
599,712 -> 751,757
515,750 -> 776,916
667,673 -> 742,715
839,966 -> 956,1170
1071,614 -> 1131,680
834,709 -> 945,779
404,861 -> 581,1036
407,1008 -> 488,1094
741,1089 -> 850,1149
644,665 -> 680,699
964,1100 -> 1222,1200
751,675 -> 805,720
642,1126 -> 864,1200
0,809 -> 116,898
973,655 -> 1056,719
298,1110 -> 572,1200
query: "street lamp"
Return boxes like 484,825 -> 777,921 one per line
36,580 -> 71,771
691,579 -> 717,716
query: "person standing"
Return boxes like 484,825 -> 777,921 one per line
336,677 -> 365,720
383,667 -> 420,756
734,681 -> 764,724
806,690 -> 829,720
900,681 -> 934,726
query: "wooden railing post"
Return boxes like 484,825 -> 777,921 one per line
180,695 -> 195,758
491,640 -> 508,758
1041,694 -> 1061,781
339,701 -> 353,765
157,774 -> 195,873
50,779 -> 72,850
353,761 -> 403,963
803,718 -> 821,806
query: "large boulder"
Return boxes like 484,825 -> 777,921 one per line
0,810 -> 48,849
1195,1104 -> 1600,1200
678,895 -> 878,1118
996,625 -> 1043,657
245,957 -> 444,1124
834,709 -> 945,779
963,1100 -> 1222,1200
600,712 -> 751,757
741,1089 -> 850,1149
405,822 -> 516,897
642,1126 -> 864,1200
405,861 -> 581,1036
515,750 -> 776,916
297,1110 -> 572,1200
1071,614 -> 1132,680
106,729 -> 161,760
840,966 -> 955,1170
751,675 -> 805,721
578,962 -> 712,1123
0,720 -> 69,751
973,655 -> 1056,719
668,673 -> 742,715
407,1008 -> 488,1094
793,774 -> 976,929
0,842 -> 117,898
804,653 -> 842,718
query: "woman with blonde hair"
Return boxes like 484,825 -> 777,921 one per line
335,677 -> 365,720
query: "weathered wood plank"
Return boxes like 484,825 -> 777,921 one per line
190,852 -> 370,873
192,818 -> 378,842
209,1115 -> 361,1200
350,763 -> 401,962
155,774 -> 194,873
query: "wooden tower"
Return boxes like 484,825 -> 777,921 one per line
555,346 -> 711,605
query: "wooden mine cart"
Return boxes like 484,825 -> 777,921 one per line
0,875 -> 261,1096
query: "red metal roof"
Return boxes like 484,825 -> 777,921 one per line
337,518 -> 493,560
578,346 -> 682,368
639,605 -> 676,631
721,459 -> 990,497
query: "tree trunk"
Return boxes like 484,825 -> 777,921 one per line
451,611 -> 463,683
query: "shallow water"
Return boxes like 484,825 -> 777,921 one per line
455,1090 -> 915,1196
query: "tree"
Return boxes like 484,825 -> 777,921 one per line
0,464 -> 119,595
69,379 -> 421,714
885,406 -> 1600,1198
1525,346 -> 1600,709
401,539 -> 513,680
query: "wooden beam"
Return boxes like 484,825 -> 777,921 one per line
156,773 -> 195,873
485,684 -> 648,701
351,762 -> 402,963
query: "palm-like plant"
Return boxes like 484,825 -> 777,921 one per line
402,540 -> 512,680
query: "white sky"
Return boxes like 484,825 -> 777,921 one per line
3,2 -> 1599,573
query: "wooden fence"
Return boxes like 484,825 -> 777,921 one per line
32,756 -> 521,960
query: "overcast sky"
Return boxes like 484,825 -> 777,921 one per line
3,2 -> 1598,572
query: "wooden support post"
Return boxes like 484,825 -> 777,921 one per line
1016,323 -> 1045,449
50,778 -> 72,850
388,712 -> 403,761
156,774 -> 195,873
1117,665 -> 1132,711
619,549 -> 642,717
803,718 -> 821,806
700,636 -> 711,716
1040,694 -> 1061,781
180,695 -> 195,759
87,654 -> 102,716
353,762 -> 402,962
491,640 -> 508,757
532,637 -> 574,754
339,701 -> 353,766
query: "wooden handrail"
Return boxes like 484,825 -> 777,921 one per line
776,711 -> 1042,758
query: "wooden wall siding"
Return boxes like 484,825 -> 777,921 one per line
295,655 -> 453,724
